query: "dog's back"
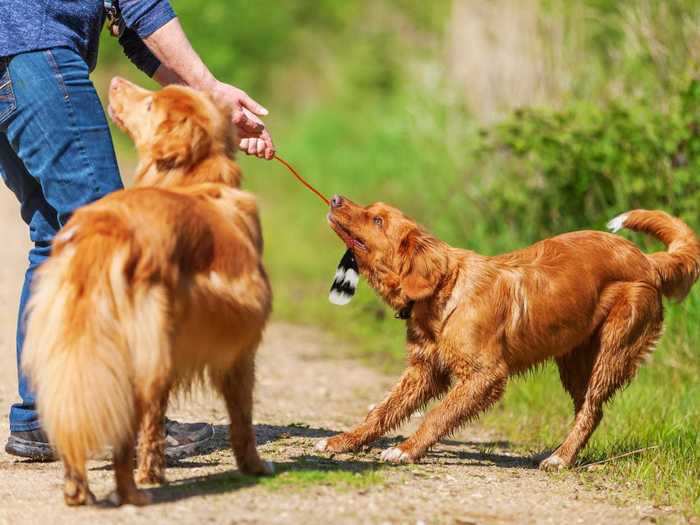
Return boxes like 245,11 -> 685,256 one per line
478,212 -> 700,368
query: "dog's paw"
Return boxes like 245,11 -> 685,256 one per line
539,454 -> 568,472
315,435 -> 356,453
107,488 -> 152,507
380,447 -> 413,464
239,458 -> 275,476
135,469 -> 166,486
259,460 -> 275,476
63,484 -> 96,507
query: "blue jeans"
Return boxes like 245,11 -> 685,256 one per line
0,47 -> 123,432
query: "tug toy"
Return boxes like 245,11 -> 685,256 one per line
272,155 -> 360,306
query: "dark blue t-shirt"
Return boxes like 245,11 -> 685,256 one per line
0,0 -> 176,75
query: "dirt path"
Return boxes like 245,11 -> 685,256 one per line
0,189 -> 670,524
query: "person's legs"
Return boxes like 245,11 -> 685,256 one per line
0,134 -> 57,435
0,48 -> 123,455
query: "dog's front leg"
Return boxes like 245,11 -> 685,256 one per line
381,369 -> 507,463
316,357 -> 448,453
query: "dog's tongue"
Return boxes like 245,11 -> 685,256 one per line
329,249 -> 359,305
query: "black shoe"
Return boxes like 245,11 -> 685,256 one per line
164,418 -> 214,459
5,420 -> 213,462
5,428 -> 57,462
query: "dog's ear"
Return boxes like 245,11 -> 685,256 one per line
398,228 -> 444,302
151,115 -> 212,170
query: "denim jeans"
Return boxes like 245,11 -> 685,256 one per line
0,47 -> 123,432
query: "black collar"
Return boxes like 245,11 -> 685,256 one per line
395,302 -> 414,320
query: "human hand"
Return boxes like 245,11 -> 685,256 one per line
209,81 -> 275,159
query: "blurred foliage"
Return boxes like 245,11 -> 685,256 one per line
478,79 -> 700,241
100,0 -> 448,100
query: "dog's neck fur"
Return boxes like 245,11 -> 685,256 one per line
134,152 -> 242,189
409,248 -> 465,323
366,240 -> 469,327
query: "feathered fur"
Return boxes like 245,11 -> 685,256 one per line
22,78 -> 272,507
610,209 -> 700,300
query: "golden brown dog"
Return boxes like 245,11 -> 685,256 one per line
22,78 -> 272,506
317,195 -> 700,469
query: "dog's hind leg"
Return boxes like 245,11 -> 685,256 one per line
540,283 -> 663,471
135,381 -> 171,485
215,350 -> 272,476
112,434 -> 152,506
317,356 -> 450,454
63,461 -> 95,506
556,341 -> 597,415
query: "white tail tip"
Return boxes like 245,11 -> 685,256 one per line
607,213 -> 629,233
329,289 -> 353,306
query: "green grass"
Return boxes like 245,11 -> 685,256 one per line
261,467 -> 384,491
174,465 -> 384,497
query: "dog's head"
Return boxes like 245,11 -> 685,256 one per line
328,195 -> 447,310
108,77 -> 240,187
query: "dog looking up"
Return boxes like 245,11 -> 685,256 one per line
22,78 -> 272,506
318,195 -> 700,470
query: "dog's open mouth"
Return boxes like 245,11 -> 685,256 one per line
328,215 -> 367,252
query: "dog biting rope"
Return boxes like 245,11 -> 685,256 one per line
270,154 -> 358,306
273,154 -> 329,206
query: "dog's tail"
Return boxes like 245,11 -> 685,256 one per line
608,210 -> 700,300
22,218 -> 170,466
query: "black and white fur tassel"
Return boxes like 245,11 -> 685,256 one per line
329,249 -> 359,305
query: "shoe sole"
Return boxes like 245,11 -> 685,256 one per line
164,427 -> 215,459
94,428 -> 215,461
5,429 -> 214,462
5,436 -> 57,462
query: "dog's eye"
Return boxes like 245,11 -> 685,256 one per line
373,216 -> 383,228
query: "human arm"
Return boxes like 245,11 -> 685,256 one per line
117,27 -> 161,78
117,1 -> 274,159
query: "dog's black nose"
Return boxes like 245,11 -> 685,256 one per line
331,195 -> 343,209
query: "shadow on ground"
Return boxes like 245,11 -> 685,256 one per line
85,422 -> 541,507
433,445 -> 540,470
146,453 -> 389,506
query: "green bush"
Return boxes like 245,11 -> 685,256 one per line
477,79 -> 700,241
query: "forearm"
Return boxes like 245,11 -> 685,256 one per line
152,64 -> 185,86
143,18 -> 216,90
139,14 -> 275,158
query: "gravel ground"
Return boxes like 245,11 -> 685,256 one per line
0,189 -> 680,524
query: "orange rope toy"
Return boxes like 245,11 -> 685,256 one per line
273,154 -> 329,206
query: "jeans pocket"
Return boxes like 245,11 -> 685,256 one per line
0,57 -> 17,126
